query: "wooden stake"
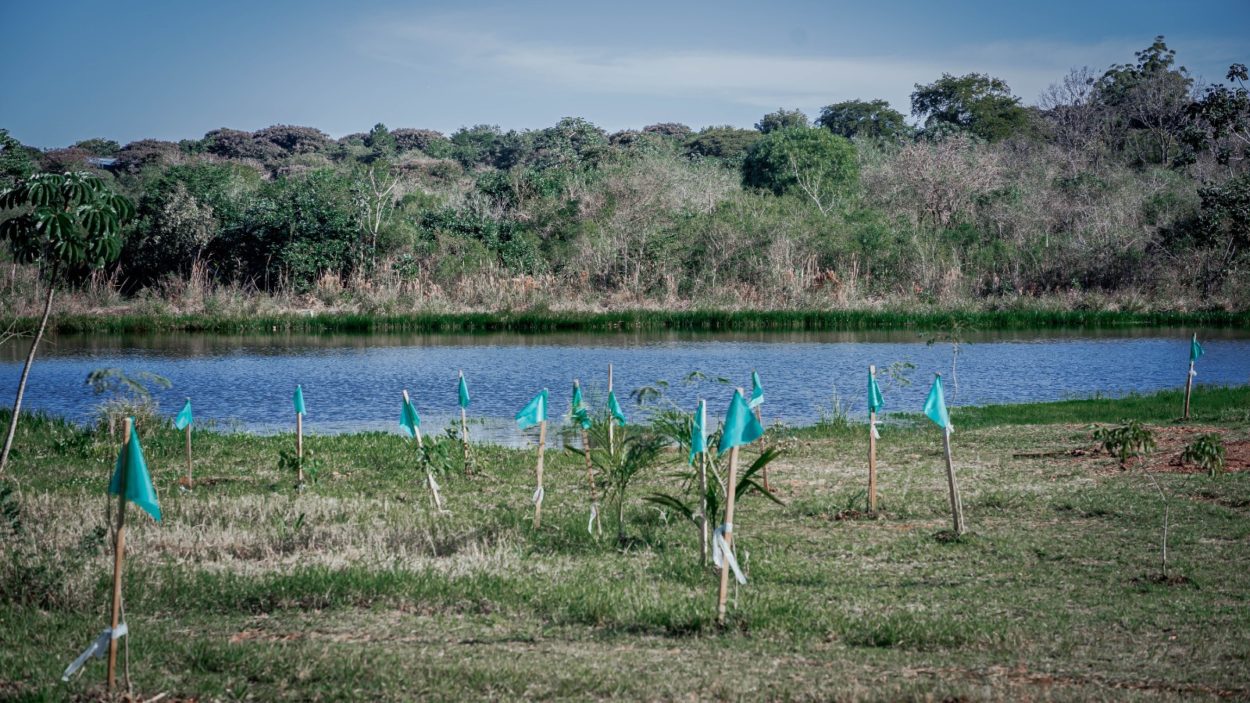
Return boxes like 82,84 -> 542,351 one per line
868,365 -> 877,514
295,411 -> 304,484
942,426 -> 965,535
106,418 -> 132,691
533,420 -> 547,529
698,401 -> 709,565
716,442 -> 741,625
184,422 -> 193,489
404,390 -> 441,511
576,380 -> 600,534
459,370 -> 470,473
753,370 -> 769,491
607,364 -> 615,452
1183,360 -> 1194,420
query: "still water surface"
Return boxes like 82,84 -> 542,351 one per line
2,328 -> 1247,444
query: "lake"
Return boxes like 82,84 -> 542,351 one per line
2,327 -> 1248,444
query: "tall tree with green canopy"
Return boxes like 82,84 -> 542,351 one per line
911,73 -> 1031,142
741,127 -> 858,214
0,172 -> 134,475
755,108 -> 809,133
1094,36 -> 1194,166
817,99 -> 912,141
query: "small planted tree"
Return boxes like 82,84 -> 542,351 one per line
0,172 -> 133,476
1182,434 -> 1226,477
1096,420 -> 1175,579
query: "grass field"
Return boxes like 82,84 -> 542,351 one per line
1,387 -> 1248,701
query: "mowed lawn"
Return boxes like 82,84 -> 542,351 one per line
2,386 -> 1248,701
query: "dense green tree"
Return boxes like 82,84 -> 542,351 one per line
1095,36 -> 1194,166
755,108 -> 809,133
204,128 -> 283,161
817,99 -> 912,141
530,117 -> 608,170
683,126 -> 762,165
124,162 -> 260,285
1186,64 -> 1249,169
112,139 -> 184,174
71,138 -> 121,156
642,123 -> 693,139
391,128 -> 451,157
0,172 -> 134,475
254,125 -> 332,155
911,73 -> 1030,141
0,130 -> 37,183
741,127 -> 858,213
364,123 -> 397,161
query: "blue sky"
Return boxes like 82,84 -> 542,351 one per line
3,0 -> 1247,148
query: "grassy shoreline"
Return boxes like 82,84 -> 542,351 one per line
7,306 -> 1250,336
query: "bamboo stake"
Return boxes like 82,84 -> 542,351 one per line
106,418 -> 132,692
1183,360 -> 1194,420
459,370 -> 470,473
533,420 -> 547,529
716,441 -> 741,625
607,364 -> 615,452
868,365 -> 877,514
698,398 -> 709,565
753,370 -> 769,491
404,390 -> 442,511
942,425 -> 965,535
184,422 -> 193,489
575,380 -> 600,535
295,411 -> 304,484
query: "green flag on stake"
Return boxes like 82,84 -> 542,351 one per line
923,374 -> 952,432
868,371 -> 884,414
1190,334 -> 1203,364
607,390 -> 627,426
571,383 -> 591,430
108,423 -> 161,522
293,385 -> 306,415
399,397 -> 421,437
689,399 -> 707,465
174,399 -> 193,430
748,371 -> 764,409
718,389 -> 764,454
516,389 -> 548,430
458,375 -> 470,409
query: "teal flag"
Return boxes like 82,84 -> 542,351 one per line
923,374 -> 952,432
688,399 -> 707,465
1190,334 -> 1203,364
399,397 -> 421,437
571,384 -> 591,430
174,399 -> 193,430
747,371 -> 764,409
867,372 -> 884,414
293,385 -> 306,415
718,389 -> 764,454
607,390 -> 627,426
516,389 -> 548,430
108,423 -> 161,522
458,374 -> 470,409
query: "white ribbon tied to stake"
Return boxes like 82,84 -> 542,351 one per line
532,486 -> 544,506
587,503 -> 598,534
712,523 -> 746,585
61,623 -> 127,682
870,417 -> 881,440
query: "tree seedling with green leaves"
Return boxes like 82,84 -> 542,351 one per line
1182,434 -> 1226,477
0,172 -> 134,476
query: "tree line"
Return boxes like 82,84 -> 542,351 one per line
2,36 -> 1247,312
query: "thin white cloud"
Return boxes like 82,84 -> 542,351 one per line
355,19 -> 1234,121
